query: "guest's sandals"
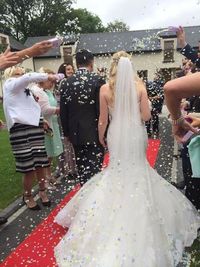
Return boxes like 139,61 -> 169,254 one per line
23,194 -> 41,210
38,189 -> 51,207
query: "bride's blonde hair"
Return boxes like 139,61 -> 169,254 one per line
109,51 -> 132,104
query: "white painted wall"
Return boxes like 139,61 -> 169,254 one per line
0,40 -> 186,97
94,49 -> 184,81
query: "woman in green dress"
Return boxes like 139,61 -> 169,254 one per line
37,68 -> 63,188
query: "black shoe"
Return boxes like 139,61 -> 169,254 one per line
0,216 -> 7,225
23,196 -> 41,210
147,133 -> 152,138
40,199 -> 51,207
39,189 -> 51,207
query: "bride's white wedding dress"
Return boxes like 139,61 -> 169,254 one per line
54,58 -> 200,267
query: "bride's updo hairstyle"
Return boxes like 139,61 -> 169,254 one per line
109,51 -> 131,104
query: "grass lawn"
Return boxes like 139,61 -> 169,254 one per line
0,103 -> 22,210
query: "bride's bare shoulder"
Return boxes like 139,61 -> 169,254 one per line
100,83 -> 110,95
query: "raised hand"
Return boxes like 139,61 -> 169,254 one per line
172,119 -> 197,143
176,26 -> 187,48
185,115 -> 200,128
0,47 -> 19,70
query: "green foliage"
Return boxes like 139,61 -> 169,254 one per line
0,103 -> 22,209
66,8 -> 105,34
106,19 -> 130,32
0,0 -> 74,41
0,43 -> 7,53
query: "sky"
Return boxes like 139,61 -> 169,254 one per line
74,0 -> 200,31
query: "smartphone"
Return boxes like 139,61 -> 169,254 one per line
182,128 -> 200,143
182,130 -> 194,143
168,26 -> 179,32
48,37 -> 63,48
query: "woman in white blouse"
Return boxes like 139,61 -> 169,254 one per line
3,66 -> 57,210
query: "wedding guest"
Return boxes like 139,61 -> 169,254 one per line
56,63 -> 77,179
57,63 -> 74,78
3,66 -> 57,209
175,60 -> 198,190
145,71 -> 164,138
164,72 -> 200,210
165,26 -> 200,209
37,67 -> 63,188
60,49 -> 105,186
0,39 -> 53,223
177,26 -> 200,67
31,69 -> 60,189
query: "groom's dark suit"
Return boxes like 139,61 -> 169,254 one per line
60,68 -> 105,185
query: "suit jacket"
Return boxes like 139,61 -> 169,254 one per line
60,68 -> 105,146
146,80 -> 164,112
181,44 -> 200,68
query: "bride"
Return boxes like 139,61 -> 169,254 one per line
54,51 -> 199,267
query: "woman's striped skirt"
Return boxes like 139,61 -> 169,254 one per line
9,120 -> 49,173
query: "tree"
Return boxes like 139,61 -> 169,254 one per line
106,19 -> 130,32
66,8 -> 105,34
0,0 -> 74,41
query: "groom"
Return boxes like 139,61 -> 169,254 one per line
60,49 -> 105,185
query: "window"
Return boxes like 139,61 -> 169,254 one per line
163,40 -> 174,63
63,47 -> 73,64
0,36 -> 7,44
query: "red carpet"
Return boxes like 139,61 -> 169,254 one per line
1,139 -> 160,267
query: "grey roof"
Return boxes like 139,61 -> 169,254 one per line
9,36 -> 26,51
23,25 -> 200,57
24,35 -> 77,58
181,25 -> 200,48
77,30 -> 161,55
159,25 -> 200,49
77,25 -> 200,55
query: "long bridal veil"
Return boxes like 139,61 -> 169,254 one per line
107,57 -> 147,167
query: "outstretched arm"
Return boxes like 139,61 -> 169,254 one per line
0,41 -> 53,70
98,84 -> 109,147
164,72 -> 200,142
16,40 -> 52,59
164,72 -> 200,119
